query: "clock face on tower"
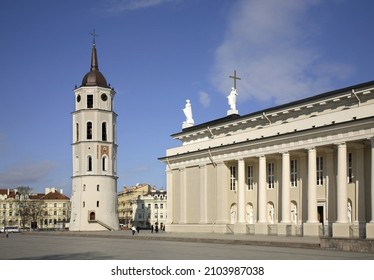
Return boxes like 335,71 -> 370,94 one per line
101,93 -> 108,101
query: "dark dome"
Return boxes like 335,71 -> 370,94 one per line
81,43 -> 109,88
81,69 -> 108,87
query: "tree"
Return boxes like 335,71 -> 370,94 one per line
15,186 -> 45,229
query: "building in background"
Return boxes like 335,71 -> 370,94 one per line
117,184 -> 167,229
160,79 -> 374,239
0,187 -> 70,230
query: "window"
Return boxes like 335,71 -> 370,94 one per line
97,201 -> 99,207
97,185 -> 100,191
348,153 -> 353,183
87,122 -> 92,140
291,159 -> 297,187
160,204 -> 163,209
141,204 -> 144,209
76,123 -> 79,142
155,204 -> 158,209
247,165 -> 254,190
102,122 -> 107,141
87,156 -> 92,171
87,95 -> 93,108
317,156 -> 323,185
83,201 -> 85,208
54,203 -> 57,208
102,156 -> 107,171
268,162 -> 275,189
230,166 -> 237,191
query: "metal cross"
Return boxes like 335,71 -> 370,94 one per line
229,70 -> 241,89
90,29 -> 98,45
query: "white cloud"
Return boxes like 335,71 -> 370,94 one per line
0,161 -> 56,187
198,91 -> 211,108
211,0 -> 353,105
103,0 -> 179,12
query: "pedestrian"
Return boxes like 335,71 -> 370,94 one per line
155,224 -> 159,233
151,225 -> 154,233
136,226 -> 140,233
6,232 -> 9,238
131,226 -> 136,235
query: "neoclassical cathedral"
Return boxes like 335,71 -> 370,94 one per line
159,77 -> 374,238
69,36 -> 119,231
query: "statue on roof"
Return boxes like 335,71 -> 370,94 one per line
182,99 -> 194,128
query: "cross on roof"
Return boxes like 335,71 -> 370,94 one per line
229,70 -> 241,89
90,29 -> 98,45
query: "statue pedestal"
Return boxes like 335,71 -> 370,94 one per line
182,122 -> 193,129
227,109 -> 238,116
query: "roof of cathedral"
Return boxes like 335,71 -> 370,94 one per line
81,43 -> 109,88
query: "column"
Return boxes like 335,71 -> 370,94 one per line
166,167 -> 173,225
336,143 -> 348,223
237,159 -> 246,223
258,156 -> 267,223
307,148 -> 318,223
333,143 -> 350,237
255,155 -> 268,235
370,137 -> 374,223
281,152 -> 291,223
199,164 -> 207,224
303,147 -> 320,236
215,162 -> 228,225
179,167 -> 187,224
367,137 -> 374,238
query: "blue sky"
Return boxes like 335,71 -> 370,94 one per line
1,0 -> 374,196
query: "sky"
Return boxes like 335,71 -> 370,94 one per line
1,0 -> 374,196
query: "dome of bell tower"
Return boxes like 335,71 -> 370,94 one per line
81,43 -> 109,88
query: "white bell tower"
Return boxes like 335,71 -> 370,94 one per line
69,33 -> 119,231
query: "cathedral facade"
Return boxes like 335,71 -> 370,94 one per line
69,39 -> 119,231
160,80 -> 374,238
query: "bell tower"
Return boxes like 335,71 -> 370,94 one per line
69,33 -> 119,231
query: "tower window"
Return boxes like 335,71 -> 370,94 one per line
97,201 -> 99,207
348,153 -> 353,183
87,156 -> 92,171
76,123 -> 79,142
97,185 -> 100,191
102,122 -> 107,141
87,122 -> 92,140
102,156 -> 107,171
87,95 -> 93,108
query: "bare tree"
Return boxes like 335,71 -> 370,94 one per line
15,186 -> 45,229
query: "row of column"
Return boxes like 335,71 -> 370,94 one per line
235,140 -> 374,227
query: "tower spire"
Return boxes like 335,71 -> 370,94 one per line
89,29 -> 99,71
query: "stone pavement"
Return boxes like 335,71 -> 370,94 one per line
24,229 -> 321,250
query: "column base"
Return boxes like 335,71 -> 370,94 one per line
332,223 -> 351,238
366,223 -> 374,239
255,223 -> 268,235
303,222 -> 321,237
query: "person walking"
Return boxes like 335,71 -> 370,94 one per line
151,225 -> 154,233
131,226 -> 136,235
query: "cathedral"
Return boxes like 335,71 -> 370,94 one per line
159,77 -> 374,239
69,35 -> 119,231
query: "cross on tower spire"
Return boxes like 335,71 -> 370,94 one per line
90,29 -> 98,45
229,70 -> 241,90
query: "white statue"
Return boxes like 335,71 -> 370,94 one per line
291,204 -> 298,224
230,207 -> 236,224
347,202 -> 352,223
227,87 -> 238,111
269,205 -> 275,224
249,207 -> 254,224
182,99 -> 194,126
